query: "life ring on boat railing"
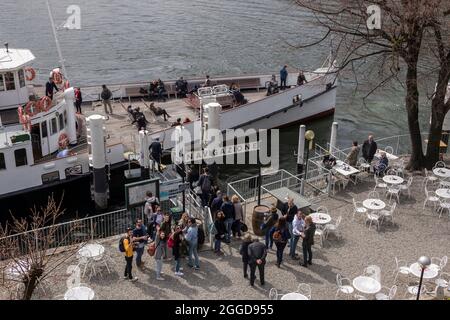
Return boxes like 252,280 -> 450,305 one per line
24,67 -> 36,81
24,101 -> 39,117
58,133 -> 69,149
37,96 -> 53,112
18,107 -> 31,131
51,68 -> 63,85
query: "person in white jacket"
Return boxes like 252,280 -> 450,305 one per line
289,210 -> 305,259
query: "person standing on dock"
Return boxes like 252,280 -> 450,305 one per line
198,167 -> 213,207
213,211 -> 226,255
221,195 -> 235,243
297,71 -> 307,86
133,219 -> 149,269
300,215 -> 316,267
74,87 -> 82,114
248,237 -> 267,287
185,218 -> 200,270
362,135 -> 377,163
239,234 -> 253,278
280,65 -> 288,90
289,210 -> 305,260
101,84 -> 113,114
281,198 -> 297,250
172,226 -> 184,276
123,228 -> 138,282
45,77 -> 59,100
346,141 -> 360,166
149,137 -> 163,172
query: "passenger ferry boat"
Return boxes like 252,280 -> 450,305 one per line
0,44 -> 339,200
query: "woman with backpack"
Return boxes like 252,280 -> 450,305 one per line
171,226 -> 184,276
214,211 -> 227,256
269,216 -> 291,268
155,229 -> 167,280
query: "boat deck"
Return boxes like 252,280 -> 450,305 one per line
81,90 -> 268,153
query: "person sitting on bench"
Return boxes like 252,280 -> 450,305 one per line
266,75 -> 279,96
148,80 -> 158,100
157,79 -> 166,102
230,83 -> 247,105
149,102 -> 171,121
175,77 -> 188,98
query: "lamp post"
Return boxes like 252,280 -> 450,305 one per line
416,256 -> 431,300
304,130 -> 315,180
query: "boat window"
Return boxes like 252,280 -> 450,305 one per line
0,74 -> 4,91
41,121 -> 48,138
51,118 -> 58,135
0,153 -> 5,170
18,69 -> 26,88
64,110 -> 67,125
59,113 -> 65,130
4,72 -> 16,91
14,148 -> 28,167
42,171 -> 60,184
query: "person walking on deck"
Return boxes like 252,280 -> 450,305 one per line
101,84 -> 113,114
280,65 -> 288,90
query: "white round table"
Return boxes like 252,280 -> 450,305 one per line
435,188 -> 450,199
363,199 -> 386,211
409,262 -> 439,279
78,244 -> 105,259
352,276 -> 381,294
308,212 -> 331,225
433,168 -> 450,178
280,292 -> 309,300
64,286 -> 95,300
383,175 -> 404,185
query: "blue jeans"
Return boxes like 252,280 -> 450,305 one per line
156,259 -> 163,277
289,235 -> 300,257
224,218 -> 234,242
174,258 -> 181,273
135,246 -> 145,266
287,222 -> 293,248
265,229 -> 273,249
188,242 -> 200,268
214,239 -> 221,252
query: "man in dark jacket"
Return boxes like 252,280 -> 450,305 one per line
131,111 -> 149,132
239,234 -> 253,278
45,77 -> 59,100
210,190 -> 223,218
362,135 -> 377,163
280,65 -> 288,90
220,195 -> 235,243
282,198 -> 297,249
149,137 -> 162,172
198,168 -> 213,207
175,77 -> 188,98
297,71 -> 308,86
248,238 -> 267,286
101,84 -> 113,114
300,215 -> 316,267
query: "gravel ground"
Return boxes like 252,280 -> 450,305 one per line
3,170 -> 450,300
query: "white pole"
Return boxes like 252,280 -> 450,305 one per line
46,0 -> 68,79
329,121 -> 338,155
64,87 -> 77,145
297,125 -> 306,174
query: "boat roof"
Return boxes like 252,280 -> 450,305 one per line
0,48 -> 35,71
0,129 -> 30,150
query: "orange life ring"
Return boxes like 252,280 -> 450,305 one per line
24,67 -> 36,81
52,69 -> 63,85
37,96 -> 52,112
58,133 -> 69,149
24,101 -> 39,117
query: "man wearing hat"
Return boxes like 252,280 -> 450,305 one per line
149,136 -> 163,172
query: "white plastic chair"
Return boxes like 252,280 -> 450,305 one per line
393,257 -> 410,283
434,161 -> 446,169
380,202 -> 396,225
399,176 -> 413,199
431,256 -> 448,275
435,272 -> 450,288
393,159 -> 405,177
269,288 -> 281,300
437,199 -> 450,218
368,190 -> 380,199
386,184 -> 401,204
335,274 -> 354,300
386,169 -> 397,176
439,178 -> 450,189
352,198 -> 367,220
296,283 -> 312,300
366,212 -> 381,231
375,285 -> 397,300
314,228 -> 324,248
363,265 -> 381,283
423,186 -> 439,210
404,283 -> 428,298
324,216 -> 342,240
423,168 -> 438,186
373,175 -> 387,193
316,206 -> 329,215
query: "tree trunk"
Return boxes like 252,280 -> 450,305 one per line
405,62 -> 425,170
22,276 -> 37,300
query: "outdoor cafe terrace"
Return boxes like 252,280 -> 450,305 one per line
1,141 -> 450,300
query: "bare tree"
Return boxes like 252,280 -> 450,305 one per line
0,195 -> 81,300
293,0 -> 450,169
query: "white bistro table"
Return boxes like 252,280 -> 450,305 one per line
64,286 -> 95,300
409,262 -> 439,279
280,292 -> 309,300
383,175 -> 404,185
435,188 -> 450,199
308,212 -> 331,225
363,199 -> 386,211
78,244 -> 105,259
352,276 -> 381,294
433,168 -> 450,179
333,160 -> 360,176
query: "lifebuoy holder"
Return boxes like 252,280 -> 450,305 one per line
24,67 -> 36,81
58,133 -> 69,149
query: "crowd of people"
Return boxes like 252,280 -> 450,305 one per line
266,67 -> 308,96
